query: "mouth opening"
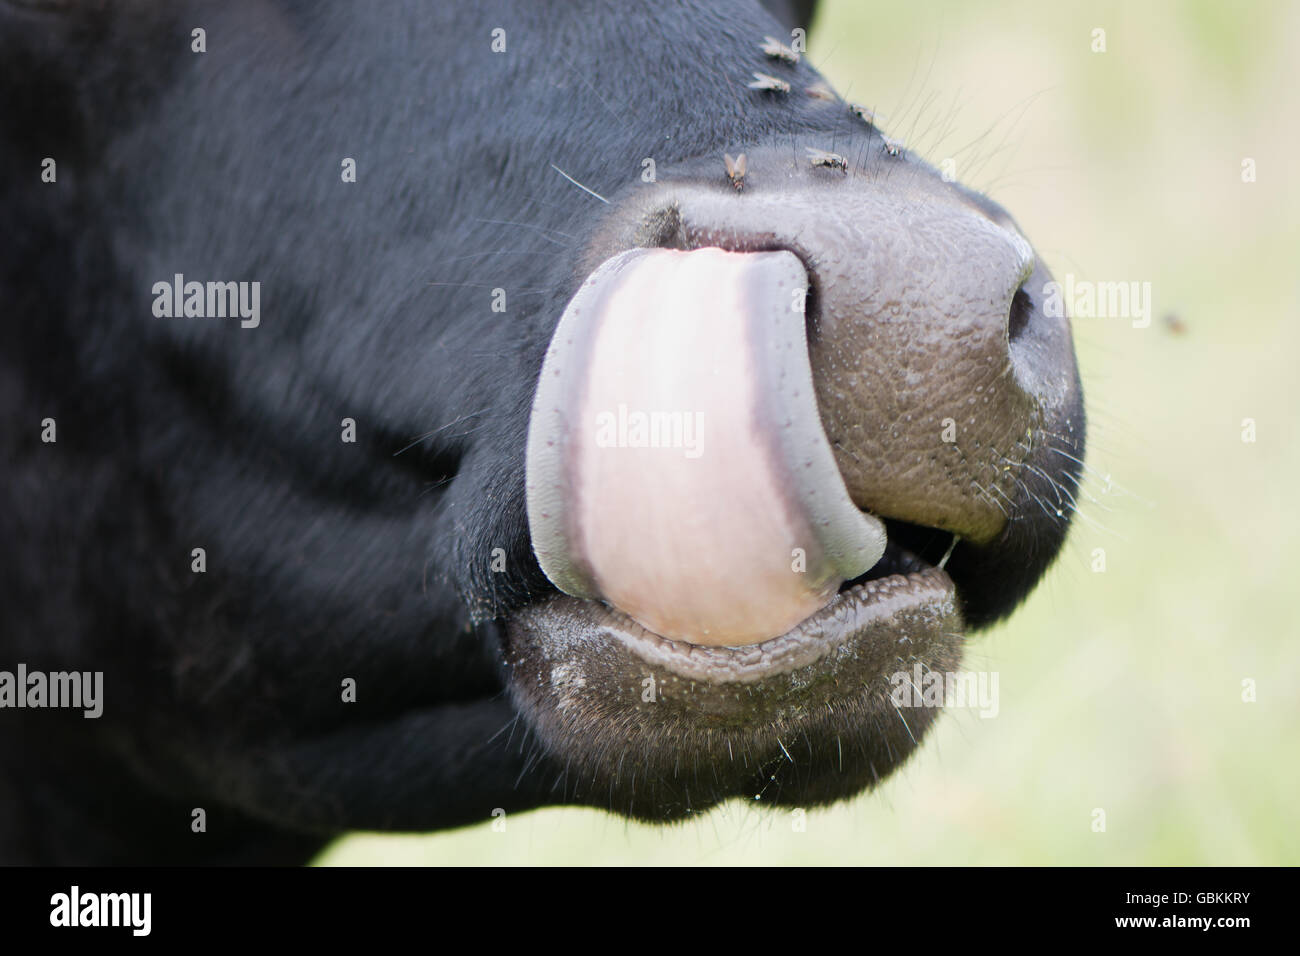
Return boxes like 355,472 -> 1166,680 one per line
838,518 -> 958,594
643,204 -> 826,343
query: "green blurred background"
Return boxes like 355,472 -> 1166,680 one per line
319,0 -> 1300,864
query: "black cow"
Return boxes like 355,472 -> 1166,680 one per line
0,0 -> 1084,864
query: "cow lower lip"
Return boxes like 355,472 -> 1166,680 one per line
514,563 -> 958,685
503,555 -> 964,817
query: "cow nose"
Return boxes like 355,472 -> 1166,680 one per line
634,149 -> 1052,546
802,192 -> 1039,544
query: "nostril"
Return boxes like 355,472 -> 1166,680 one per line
1007,284 -> 1033,344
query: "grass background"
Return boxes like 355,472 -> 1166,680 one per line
318,0 -> 1300,865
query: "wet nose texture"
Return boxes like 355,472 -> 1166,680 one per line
807,200 -> 1036,544
614,148 -> 1074,547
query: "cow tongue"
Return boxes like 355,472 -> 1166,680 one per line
526,247 -> 886,646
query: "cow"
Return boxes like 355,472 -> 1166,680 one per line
0,0 -> 1084,863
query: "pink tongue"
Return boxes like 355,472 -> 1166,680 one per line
526,247 -> 885,646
